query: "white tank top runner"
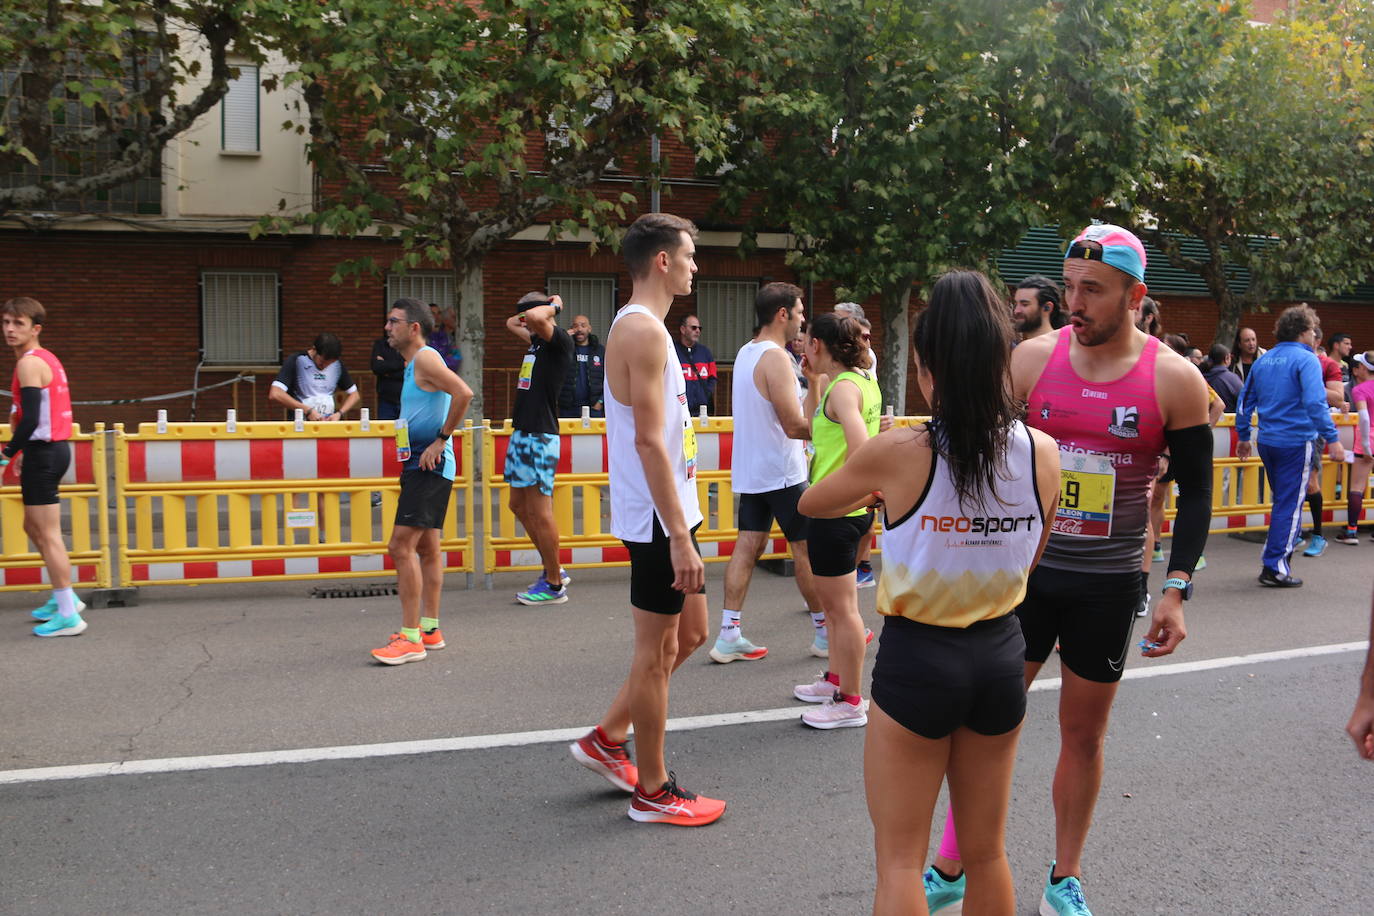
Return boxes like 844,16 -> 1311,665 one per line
605,304 -> 704,543
730,339 -> 807,493
877,421 -> 1045,628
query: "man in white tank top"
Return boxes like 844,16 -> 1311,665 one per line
567,213 -> 725,826
711,283 -> 826,664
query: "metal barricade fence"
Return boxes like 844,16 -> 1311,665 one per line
0,423 -> 112,590
114,417 -> 476,587
481,416 -> 792,577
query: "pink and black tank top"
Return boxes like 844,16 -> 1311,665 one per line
10,347 -> 72,443
1025,328 -> 1165,574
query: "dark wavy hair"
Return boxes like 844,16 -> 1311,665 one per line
808,311 -> 870,370
914,270 -> 1017,508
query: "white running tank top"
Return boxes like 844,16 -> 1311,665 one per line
730,339 -> 807,493
606,304 -> 704,542
877,420 -> 1045,628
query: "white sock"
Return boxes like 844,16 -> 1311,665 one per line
719,608 -> 741,640
54,587 -> 78,617
810,611 -> 827,640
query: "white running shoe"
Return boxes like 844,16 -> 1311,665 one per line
801,697 -> 868,729
793,673 -> 836,703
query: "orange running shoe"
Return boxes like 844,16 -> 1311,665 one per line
628,772 -> 726,826
421,628 -> 446,649
570,728 -> 638,793
371,633 -> 427,665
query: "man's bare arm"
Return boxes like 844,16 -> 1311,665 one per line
758,349 -> 811,439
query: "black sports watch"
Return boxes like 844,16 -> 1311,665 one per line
1161,576 -> 1193,600
435,430 -> 451,441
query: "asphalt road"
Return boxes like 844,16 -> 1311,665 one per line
2,535 -> 1372,914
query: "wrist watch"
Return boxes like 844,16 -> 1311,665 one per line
435,430 -> 450,441
1162,576 -> 1193,600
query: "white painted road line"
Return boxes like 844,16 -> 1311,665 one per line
1,641 -> 1365,786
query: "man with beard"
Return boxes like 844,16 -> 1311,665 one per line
1011,275 -> 1063,342
1232,326 -> 1266,381
558,313 -> 605,418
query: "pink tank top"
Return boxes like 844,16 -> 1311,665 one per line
10,348 -> 73,443
1025,328 -> 1165,573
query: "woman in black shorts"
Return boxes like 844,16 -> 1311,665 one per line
801,270 -> 1060,914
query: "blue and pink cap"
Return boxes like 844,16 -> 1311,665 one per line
1064,224 -> 1147,282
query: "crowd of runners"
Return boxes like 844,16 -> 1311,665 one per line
8,210 -> 1374,915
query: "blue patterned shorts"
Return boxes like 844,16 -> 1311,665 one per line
504,430 -> 560,496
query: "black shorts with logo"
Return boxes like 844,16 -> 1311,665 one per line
872,613 -> 1027,739
20,440 -> 71,507
807,512 -> 873,577
737,482 -> 810,542
1016,565 -> 1142,684
394,469 -> 454,530
624,519 -> 705,615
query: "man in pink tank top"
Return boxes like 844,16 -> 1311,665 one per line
924,226 -> 1214,915
2,297 -> 85,637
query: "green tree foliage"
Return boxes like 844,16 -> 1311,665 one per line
0,0 -> 257,216
711,0 -> 1149,410
257,0 -> 762,419
1109,1 -> 1374,348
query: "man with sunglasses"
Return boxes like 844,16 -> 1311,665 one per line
674,314 -> 716,416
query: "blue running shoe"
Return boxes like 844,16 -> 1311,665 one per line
1303,534 -> 1328,557
32,597 -> 85,623
923,867 -> 965,914
516,576 -> 568,606
1039,862 -> 1092,915
708,634 -> 768,663
855,561 -> 875,589
30,595 -> 58,621
34,612 -> 87,637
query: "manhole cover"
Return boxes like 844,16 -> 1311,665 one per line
309,583 -> 398,599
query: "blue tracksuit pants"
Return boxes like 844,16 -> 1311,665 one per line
1258,441 -> 1313,576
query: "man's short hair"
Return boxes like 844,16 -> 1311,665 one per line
392,298 -> 433,337
1274,304 -> 1318,342
622,212 -> 697,278
755,282 -> 803,331
1,297 -> 45,325
833,301 -> 866,321
1016,275 -> 1061,310
1207,343 -> 1231,365
1329,332 -> 1351,348
312,332 -> 342,361
679,313 -> 699,328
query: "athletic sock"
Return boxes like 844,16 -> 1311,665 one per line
823,671 -> 840,687
1050,871 -> 1075,885
937,806 -> 962,863
54,587 -> 77,617
857,560 -> 872,574
932,864 -> 962,883
810,611 -> 827,638
837,692 -> 862,706
401,626 -> 421,644
420,616 -> 439,632
1308,493 -> 1323,537
719,608 -> 741,640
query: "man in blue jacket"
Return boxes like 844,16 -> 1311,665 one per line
1236,305 -> 1345,587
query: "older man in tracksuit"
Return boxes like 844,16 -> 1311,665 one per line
1235,304 -> 1345,587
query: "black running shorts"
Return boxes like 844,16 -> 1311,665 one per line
871,613 -> 1027,739
19,440 -> 70,507
394,469 -> 454,530
623,519 -> 705,615
807,513 -> 873,577
737,483 -> 810,542
1016,565 -> 1142,684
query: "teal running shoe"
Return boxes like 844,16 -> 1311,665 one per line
516,576 -> 568,606
1303,534 -> 1328,557
33,612 -> 88,637
32,597 -> 85,623
708,634 -> 768,663
923,866 -> 965,914
1039,862 -> 1092,915
30,595 -> 58,621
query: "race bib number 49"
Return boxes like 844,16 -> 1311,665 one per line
1054,450 -> 1115,538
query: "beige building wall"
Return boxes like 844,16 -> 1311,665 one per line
167,48 -> 313,220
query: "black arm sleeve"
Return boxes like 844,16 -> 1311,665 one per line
3,387 -> 44,457
1164,423 -> 1213,576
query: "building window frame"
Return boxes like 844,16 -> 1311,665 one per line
201,270 -> 280,367
693,278 -> 760,364
221,63 -> 261,154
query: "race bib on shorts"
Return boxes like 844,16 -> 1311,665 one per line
1054,450 -> 1115,538
682,420 -> 698,480
517,353 -> 536,391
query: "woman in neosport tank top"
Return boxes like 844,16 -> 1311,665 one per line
801,271 -> 1061,915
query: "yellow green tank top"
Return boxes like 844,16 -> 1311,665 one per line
809,368 -> 882,515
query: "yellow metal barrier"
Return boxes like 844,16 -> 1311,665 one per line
114,419 -> 475,586
0,424 -> 112,591
481,417 -> 795,575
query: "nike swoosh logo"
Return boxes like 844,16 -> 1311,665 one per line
1106,639 -> 1132,672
